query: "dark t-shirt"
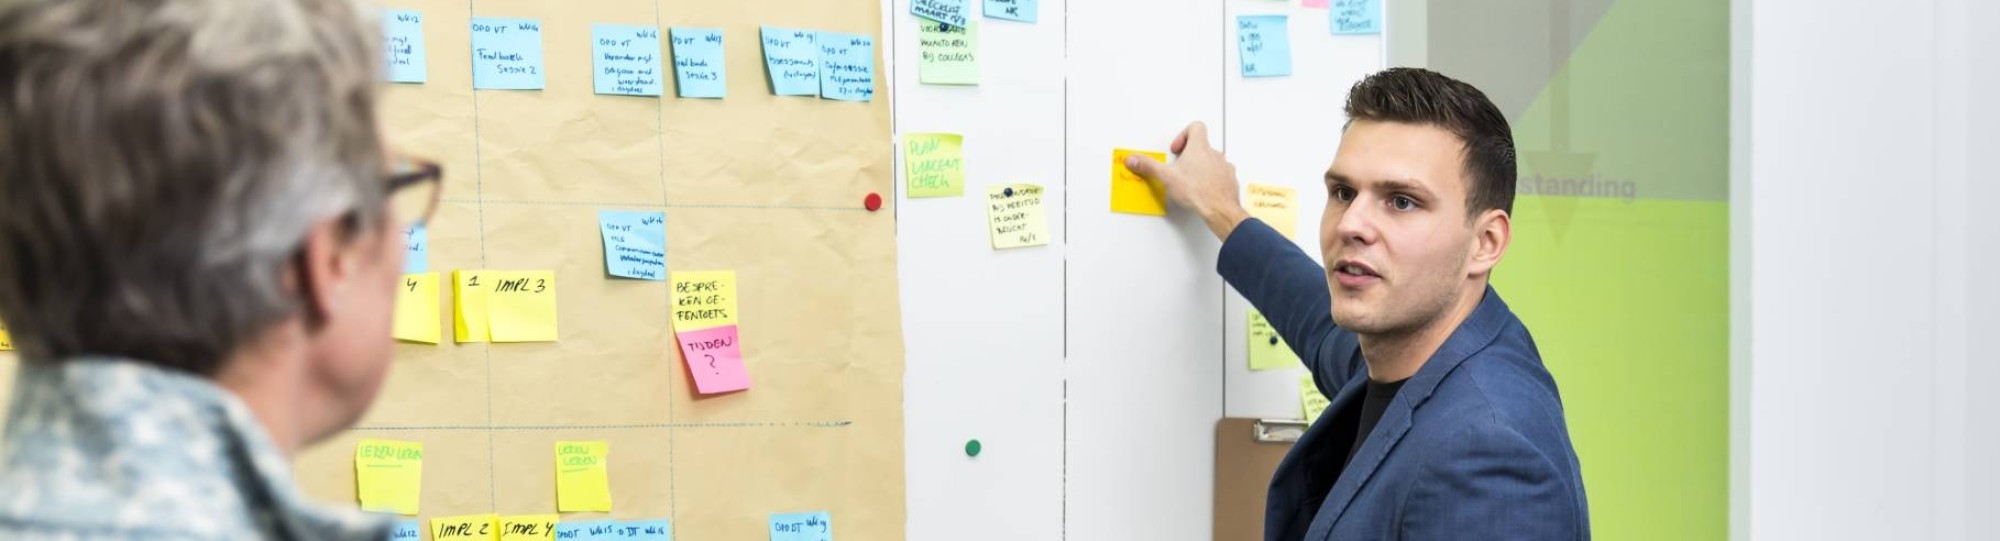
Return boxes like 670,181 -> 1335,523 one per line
1346,378 -> 1407,466
1281,377 -> 1408,541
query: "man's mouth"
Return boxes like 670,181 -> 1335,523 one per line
1333,260 -> 1381,288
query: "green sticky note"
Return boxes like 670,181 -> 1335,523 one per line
905,133 -> 965,198
918,19 -> 978,85
1301,375 -> 1331,420
1249,309 -> 1302,371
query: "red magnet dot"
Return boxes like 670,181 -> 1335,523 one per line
864,192 -> 883,212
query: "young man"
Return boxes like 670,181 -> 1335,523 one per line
1125,68 -> 1589,539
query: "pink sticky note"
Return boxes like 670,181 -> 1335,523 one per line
1303,0 -> 1329,7
678,324 -> 749,394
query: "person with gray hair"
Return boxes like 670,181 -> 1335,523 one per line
0,0 -> 440,538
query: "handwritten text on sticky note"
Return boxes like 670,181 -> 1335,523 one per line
770,511 -> 833,541
912,0 -> 970,27
402,226 -> 429,274
1111,149 -> 1169,216
500,515 -> 560,541
670,28 -> 727,98
986,184 -> 1049,249
433,514 -> 498,541
392,521 -> 422,540
383,10 -> 427,83
599,210 -> 666,280
671,271 -> 738,330
817,32 -> 876,101
452,270 -> 489,343
1246,183 -> 1299,239
1248,310 -> 1303,371
918,20 -> 978,85
471,18 -> 545,89
593,25 -> 664,96
394,272 -> 441,344
984,0 -> 1038,22
485,271 -> 558,343
905,133 -> 965,198
677,324 -> 748,394
1237,15 -> 1293,77
556,441 -> 612,512
1332,0 -> 1382,34
356,439 -> 423,515
1301,375 -> 1332,420
761,27 -> 820,96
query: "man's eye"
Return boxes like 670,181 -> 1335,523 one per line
1390,195 -> 1418,211
1331,187 -> 1356,202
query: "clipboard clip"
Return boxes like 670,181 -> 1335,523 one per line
1253,419 -> 1309,443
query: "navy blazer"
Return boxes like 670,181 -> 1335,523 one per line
1218,219 -> 1590,540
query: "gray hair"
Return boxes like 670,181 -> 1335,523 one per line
0,0 -> 387,374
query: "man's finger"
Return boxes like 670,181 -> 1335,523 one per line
1123,153 -> 1171,182
1183,121 -> 1211,153
1171,126 -> 1191,155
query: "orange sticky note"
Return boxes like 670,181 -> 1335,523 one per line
1246,183 -> 1298,239
1111,149 -> 1168,216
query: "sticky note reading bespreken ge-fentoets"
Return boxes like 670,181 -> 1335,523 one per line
672,271 -> 749,394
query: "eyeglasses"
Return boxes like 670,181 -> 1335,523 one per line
384,155 -> 443,232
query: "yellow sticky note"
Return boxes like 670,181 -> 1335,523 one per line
555,441 -> 612,512
1111,149 -> 1169,216
355,439 -> 423,515
498,515 -> 560,541
1249,310 -> 1302,371
432,514 -> 499,541
486,271 -> 558,343
393,273 -> 442,344
452,270 -> 490,343
671,270 -> 739,331
1246,183 -> 1298,239
1301,375 -> 1331,420
986,183 -> 1049,249
905,133 -> 965,198
0,319 -> 12,351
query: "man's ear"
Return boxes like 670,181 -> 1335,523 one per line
1466,208 -> 1511,279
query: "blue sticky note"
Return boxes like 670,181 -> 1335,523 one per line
759,27 -> 820,96
669,28 -> 727,98
610,519 -> 672,540
983,0 -> 1038,23
471,18 -> 545,89
912,0 -> 971,28
1331,0 -> 1382,35
816,32 -> 875,102
555,520 -> 618,541
769,511 -> 831,541
389,520 -> 422,540
1237,15 -> 1292,77
598,210 -> 666,280
401,225 -> 428,274
382,10 -> 426,83
592,24 -> 664,96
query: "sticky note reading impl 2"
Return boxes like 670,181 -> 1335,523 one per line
1248,309 -> 1302,371
904,133 -> 965,198
670,28 -> 727,98
599,210 -> 666,280
912,0 -> 971,27
382,10 -> 427,83
760,27 -> 820,96
770,511 -> 833,541
499,515 -> 559,541
432,514 -> 498,541
1110,149 -> 1169,216
394,272 -> 441,344
1245,183 -> 1299,239
355,439 -> 423,515
592,25 -> 664,96
917,20 -> 978,85
1331,0 -> 1382,35
471,18 -> 545,89
984,0 -> 1039,23
555,441 -> 612,512
986,183 -> 1049,249
673,271 -> 749,394
1237,15 -> 1293,77
818,32 -> 876,101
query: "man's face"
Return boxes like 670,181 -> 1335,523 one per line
305,216 -> 402,438
1320,120 -> 1479,336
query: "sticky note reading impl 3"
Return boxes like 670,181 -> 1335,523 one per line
592,24 -> 665,96
986,183 -> 1049,249
599,210 -> 667,280
770,511 -> 834,541
555,441 -> 612,512
760,27 -> 820,96
1248,309 -> 1302,371
499,515 -> 559,541
355,439 -> 423,515
394,272 -> 441,344
1246,183 -> 1299,239
1301,375 -> 1331,420
455,270 -> 558,342
1111,149 -> 1169,216
905,133 -> 965,198
918,20 -> 978,86
470,18 -> 545,90
432,514 -> 498,541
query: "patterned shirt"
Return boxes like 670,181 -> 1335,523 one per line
0,357 -> 391,540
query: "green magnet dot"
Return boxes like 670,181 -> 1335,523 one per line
965,439 -> 982,457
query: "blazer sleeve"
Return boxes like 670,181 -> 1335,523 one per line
1401,420 -> 1586,540
1215,218 -> 1364,393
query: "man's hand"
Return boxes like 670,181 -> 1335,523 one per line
1122,121 -> 1250,240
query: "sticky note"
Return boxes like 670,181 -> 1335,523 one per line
486,271 -> 558,342
1303,0 -> 1330,8
433,514 -> 499,541
556,441 -> 612,512
554,521 -> 615,541
471,18 -> 545,90
1248,310 -> 1302,371
383,10 -> 427,83
402,226 -> 429,274
769,511 -> 833,541
0,320 -> 12,351
500,515 -> 560,541
599,210 -> 667,280
984,0 -> 1038,22
393,273 -> 441,344
452,270 -> 490,343
1111,149 -> 1169,216
917,20 -> 978,86
355,439 -> 423,515
1237,15 -> 1293,77
669,28 -> 727,98
1302,375 -> 1332,420
1331,0 -> 1382,34
904,133 -> 965,198
760,27 -> 820,96
592,25 -> 664,96
1246,183 -> 1298,239
817,32 -> 876,101
986,183 -> 1049,249
676,324 -> 748,394
392,520 -> 423,540
609,519 -> 672,540
670,270 -> 738,330
912,0 -> 971,27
